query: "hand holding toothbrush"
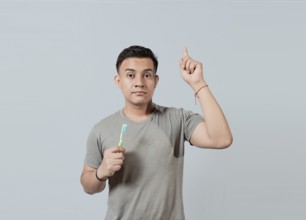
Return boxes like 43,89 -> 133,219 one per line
96,124 -> 128,179
97,146 -> 125,179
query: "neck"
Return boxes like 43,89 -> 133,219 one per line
123,101 -> 155,122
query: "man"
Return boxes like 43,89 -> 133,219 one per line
80,45 -> 233,220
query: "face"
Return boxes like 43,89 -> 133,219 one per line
115,58 -> 159,107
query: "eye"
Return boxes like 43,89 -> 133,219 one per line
144,73 -> 153,79
127,73 -> 135,79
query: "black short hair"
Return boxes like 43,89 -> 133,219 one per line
116,45 -> 158,73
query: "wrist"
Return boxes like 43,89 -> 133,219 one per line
95,168 -> 108,182
194,83 -> 209,105
190,81 -> 208,92
194,84 -> 208,92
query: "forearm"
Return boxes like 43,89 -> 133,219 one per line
195,83 -> 233,147
80,170 -> 106,195
179,48 -> 232,148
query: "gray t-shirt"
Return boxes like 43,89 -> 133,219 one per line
85,104 -> 203,220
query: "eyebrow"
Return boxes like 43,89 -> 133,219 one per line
143,68 -> 154,73
124,68 -> 154,73
124,68 -> 136,72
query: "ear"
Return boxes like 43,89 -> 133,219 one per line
114,74 -> 120,88
154,75 -> 159,88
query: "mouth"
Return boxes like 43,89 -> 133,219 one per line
131,91 -> 147,95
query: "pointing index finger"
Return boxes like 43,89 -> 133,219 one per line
183,47 -> 189,57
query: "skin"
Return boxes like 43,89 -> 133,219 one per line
80,48 -> 233,194
180,48 -> 233,148
114,57 -> 159,121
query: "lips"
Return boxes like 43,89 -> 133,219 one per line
132,91 -> 147,94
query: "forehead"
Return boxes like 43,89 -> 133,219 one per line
119,58 -> 154,72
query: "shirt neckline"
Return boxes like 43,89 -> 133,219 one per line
119,104 -> 159,125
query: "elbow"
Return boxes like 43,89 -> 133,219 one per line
81,182 -> 99,195
195,135 -> 233,149
83,188 -> 96,195
80,176 -> 98,195
218,135 -> 233,149
210,134 -> 233,149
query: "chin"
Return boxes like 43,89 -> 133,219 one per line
130,99 -> 151,106
133,102 -> 149,106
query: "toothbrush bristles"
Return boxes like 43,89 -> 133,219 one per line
119,124 -> 128,147
121,124 -> 128,135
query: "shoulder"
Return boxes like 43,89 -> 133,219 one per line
153,104 -> 203,126
155,104 -> 181,114
91,111 -> 121,132
154,104 -> 196,118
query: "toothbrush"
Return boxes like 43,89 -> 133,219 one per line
118,124 -> 128,147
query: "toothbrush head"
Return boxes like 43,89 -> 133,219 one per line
118,124 -> 128,147
121,124 -> 128,136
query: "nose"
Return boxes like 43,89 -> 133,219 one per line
134,75 -> 145,88
135,84 -> 144,88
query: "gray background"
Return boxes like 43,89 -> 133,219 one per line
1,0 -> 305,219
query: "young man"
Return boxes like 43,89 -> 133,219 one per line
80,45 -> 232,220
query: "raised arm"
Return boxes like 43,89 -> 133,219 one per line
180,48 -> 233,149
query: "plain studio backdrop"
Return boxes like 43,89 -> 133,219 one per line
0,0 -> 305,219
